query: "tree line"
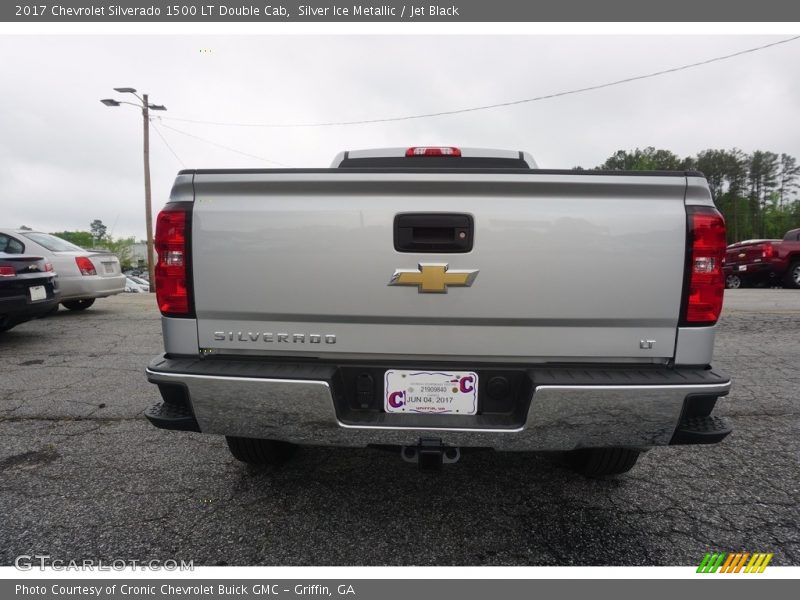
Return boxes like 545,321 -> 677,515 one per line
50,219 -> 138,269
578,147 -> 800,243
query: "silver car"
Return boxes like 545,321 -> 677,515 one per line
0,229 -> 125,311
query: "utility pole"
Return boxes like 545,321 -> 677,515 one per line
142,94 -> 155,286
101,88 -> 167,291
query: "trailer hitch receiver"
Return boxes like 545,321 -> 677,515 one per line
401,438 -> 461,471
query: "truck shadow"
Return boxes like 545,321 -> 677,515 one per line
218,445 -> 663,566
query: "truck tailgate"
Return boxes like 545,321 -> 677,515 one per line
190,171 -> 688,362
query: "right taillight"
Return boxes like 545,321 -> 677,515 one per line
75,256 -> 97,276
155,206 -> 193,317
682,206 -> 726,326
761,243 -> 775,259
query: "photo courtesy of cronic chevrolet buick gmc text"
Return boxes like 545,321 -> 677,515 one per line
143,147 -> 732,477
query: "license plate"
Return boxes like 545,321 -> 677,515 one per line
384,370 -> 478,415
103,262 -> 114,274
29,285 -> 46,302
738,265 -> 747,271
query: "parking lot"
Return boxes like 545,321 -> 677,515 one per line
1,290 -> 798,566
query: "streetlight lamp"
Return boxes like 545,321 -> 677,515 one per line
100,87 -> 167,290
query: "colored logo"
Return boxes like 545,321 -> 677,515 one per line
388,391 -> 405,409
697,552 -> 773,573
388,263 -> 479,293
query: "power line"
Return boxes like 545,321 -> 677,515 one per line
151,120 -> 186,168
157,121 -> 293,167
160,35 -> 800,129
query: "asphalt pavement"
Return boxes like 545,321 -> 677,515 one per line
0,290 -> 798,566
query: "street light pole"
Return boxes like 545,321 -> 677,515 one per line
141,94 -> 155,287
101,88 -> 167,292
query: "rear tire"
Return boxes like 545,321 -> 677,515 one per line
225,436 -> 297,465
784,261 -> 800,289
567,447 -> 640,477
725,274 -> 742,289
62,299 -> 95,311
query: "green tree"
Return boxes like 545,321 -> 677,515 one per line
695,148 -> 749,242
720,149 -> 749,242
96,236 -> 137,270
592,147 -> 800,243
695,149 -> 729,201
762,192 -> 786,239
51,230 -> 94,249
90,219 -> 107,244
599,147 -> 691,171
778,154 -> 800,208
747,151 -> 780,238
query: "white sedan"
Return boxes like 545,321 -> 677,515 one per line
125,276 -> 150,293
0,229 -> 126,311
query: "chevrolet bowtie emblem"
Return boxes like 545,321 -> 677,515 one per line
389,263 -> 479,293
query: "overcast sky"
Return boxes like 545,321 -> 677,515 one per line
1,34 -> 799,240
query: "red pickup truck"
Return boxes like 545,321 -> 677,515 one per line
724,228 -> 800,289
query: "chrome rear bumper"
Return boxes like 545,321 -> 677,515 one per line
145,356 -> 731,451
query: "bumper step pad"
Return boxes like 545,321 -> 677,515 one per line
144,402 -> 200,432
671,415 -> 732,445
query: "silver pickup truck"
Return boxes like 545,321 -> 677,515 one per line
145,146 -> 732,476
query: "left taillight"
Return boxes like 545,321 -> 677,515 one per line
0,266 -> 15,277
155,205 -> 193,317
75,256 -> 97,276
681,206 -> 726,326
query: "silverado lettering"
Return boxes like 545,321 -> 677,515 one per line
213,331 -> 337,343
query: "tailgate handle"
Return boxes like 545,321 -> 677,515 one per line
394,213 -> 473,253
